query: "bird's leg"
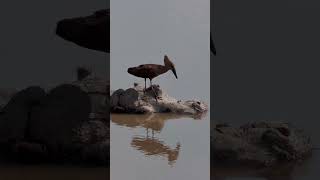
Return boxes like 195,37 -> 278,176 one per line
146,128 -> 149,138
149,79 -> 158,102
144,78 -> 146,93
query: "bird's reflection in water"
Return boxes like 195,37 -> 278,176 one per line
131,136 -> 180,166
111,113 -> 204,166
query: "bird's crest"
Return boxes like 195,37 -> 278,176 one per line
164,55 -> 178,79
164,55 -> 175,68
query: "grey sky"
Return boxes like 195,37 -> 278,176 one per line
0,0 -> 108,89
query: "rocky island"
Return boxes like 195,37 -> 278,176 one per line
110,83 -> 208,115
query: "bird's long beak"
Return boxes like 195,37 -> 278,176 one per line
171,67 -> 178,79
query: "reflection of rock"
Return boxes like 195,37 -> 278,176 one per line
111,83 -> 208,114
56,9 -> 109,53
131,136 -> 180,165
111,113 -> 201,133
0,77 -> 109,165
212,121 -> 312,167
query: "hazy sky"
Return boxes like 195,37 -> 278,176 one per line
111,0 -> 210,101
0,0 -> 108,89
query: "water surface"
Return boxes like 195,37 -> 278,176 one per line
110,113 -> 210,180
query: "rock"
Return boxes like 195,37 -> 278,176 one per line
11,141 -> 48,162
118,88 -> 139,110
212,121 -> 312,167
0,88 -> 17,108
72,75 -> 109,120
73,120 -> 109,164
0,78 -> 109,165
0,86 -> 46,142
56,9 -> 109,53
110,89 -> 124,108
29,84 -> 91,152
110,83 -> 208,114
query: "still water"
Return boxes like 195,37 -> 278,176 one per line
110,113 -> 210,180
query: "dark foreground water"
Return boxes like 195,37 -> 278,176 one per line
212,151 -> 320,180
0,166 -> 108,180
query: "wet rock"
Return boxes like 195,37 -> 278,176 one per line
110,83 -> 208,114
56,9 -> 109,52
212,121 -> 312,167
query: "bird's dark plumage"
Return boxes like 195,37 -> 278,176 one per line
127,55 -> 178,81
127,55 -> 178,100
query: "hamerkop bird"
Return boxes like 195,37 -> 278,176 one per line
127,55 -> 178,98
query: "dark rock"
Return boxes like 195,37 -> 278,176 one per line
11,141 -> 48,163
0,78 -> 109,165
0,86 -> 45,143
110,89 -> 124,108
212,121 -> 312,167
29,84 -> 91,152
72,75 -> 109,120
56,9 -> 109,53
74,119 -> 109,164
0,88 -> 17,108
